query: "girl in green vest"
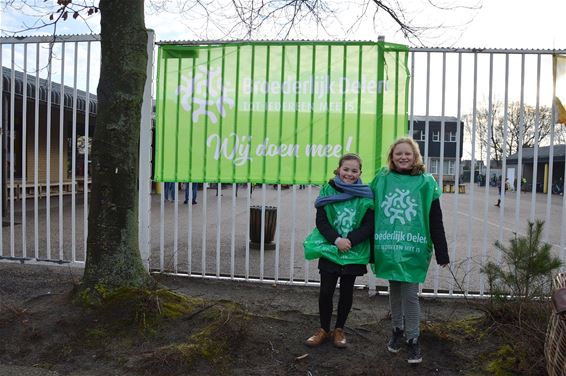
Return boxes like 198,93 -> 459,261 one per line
303,153 -> 374,348
370,138 -> 449,364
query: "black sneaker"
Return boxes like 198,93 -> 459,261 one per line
407,337 -> 422,364
387,327 -> 404,353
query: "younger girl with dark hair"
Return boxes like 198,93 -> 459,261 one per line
303,153 -> 374,348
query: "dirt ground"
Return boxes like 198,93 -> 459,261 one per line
0,263 -> 499,376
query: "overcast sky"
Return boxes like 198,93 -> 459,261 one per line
1,1 -> 566,49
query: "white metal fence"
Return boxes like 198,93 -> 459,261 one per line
1,34 -> 566,297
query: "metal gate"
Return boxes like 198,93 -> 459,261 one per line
1,33 -> 566,297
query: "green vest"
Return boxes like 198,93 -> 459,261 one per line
303,183 -> 374,265
370,168 -> 441,283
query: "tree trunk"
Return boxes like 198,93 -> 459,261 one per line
82,0 -> 151,292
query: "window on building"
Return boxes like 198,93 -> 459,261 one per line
413,129 -> 425,141
432,130 -> 440,142
447,160 -> 455,175
429,159 -> 439,174
444,131 -> 457,142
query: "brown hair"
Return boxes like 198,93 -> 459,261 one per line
333,153 -> 363,175
387,137 -> 426,175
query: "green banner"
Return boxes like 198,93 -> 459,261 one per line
154,41 -> 409,184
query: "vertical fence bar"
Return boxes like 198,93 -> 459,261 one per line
159,184 -> 165,271
215,182 -> 221,277
230,183 -> 236,279
480,53 -> 494,296
201,184 -> 208,277
186,51 -> 198,276
83,41 -> 92,260
434,52 -> 447,295
274,184 -> 282,282
71,42 -> 79,262
465,52 -> 478,293
420,51 -> 430,296
173,182 -> 178,273
449,52 -> 463,296
58,42 -> 65,260
216,46 -> 228,279
229,45 -> 242,279
409,51 -> 415,136
529,55 -> 542,222
21,44 -> 28,258
424,52 -> 431,161
45,44 -> 53,260
438,52 -> 446,189
545,71 -> 557,243
187,183 -> 193,275
304,185 -> 311,284
259,184 -> 266,281
139,30 -> 154,269
438,52 -> 446,191
9,46 -> 16,258
513,54 -> 526,233
497,53 -> 511,257
245,182 -> 251,280
34,43 -> 40,259
289,184 -> 297,283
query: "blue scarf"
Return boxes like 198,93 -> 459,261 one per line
314,176 -> 373,208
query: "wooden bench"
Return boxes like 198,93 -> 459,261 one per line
10,179 -> 91,200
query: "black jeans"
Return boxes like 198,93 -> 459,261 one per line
319,272 -> 356,332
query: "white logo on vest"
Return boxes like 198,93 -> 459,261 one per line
333,207 -> 355,236
381,188 -> 418,224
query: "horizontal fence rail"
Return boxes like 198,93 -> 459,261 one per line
1,35 -> 566,297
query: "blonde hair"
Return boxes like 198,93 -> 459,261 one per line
387,137 -> 426,175
333,153 -> 363,175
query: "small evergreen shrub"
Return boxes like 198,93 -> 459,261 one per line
480,220 -> 561,375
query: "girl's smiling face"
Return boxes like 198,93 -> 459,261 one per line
338,159 -> 361,184
392,142 -> 415,172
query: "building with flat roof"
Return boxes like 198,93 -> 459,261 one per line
410,115 -> 465,182
506,144 -> 565,192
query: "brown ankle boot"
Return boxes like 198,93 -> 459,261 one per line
304,328 -> 329,347
333,328 -> 347,348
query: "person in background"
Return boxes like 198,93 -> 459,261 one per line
495,177 -> 509,207
303,153 -> 374,349
164,182 -> 175,202
184,183 -> 198,205
370,138 -> 449,364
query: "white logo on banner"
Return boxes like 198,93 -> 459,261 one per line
177,66 -> 235,124
381,188 -> 418,224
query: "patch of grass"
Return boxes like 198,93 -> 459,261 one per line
424,314 -> 486,343
138,303 -> 249,376
484,344 -> 518,376
93,287 -> 205,331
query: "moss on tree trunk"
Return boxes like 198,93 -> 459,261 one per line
81,0 -> 152,295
